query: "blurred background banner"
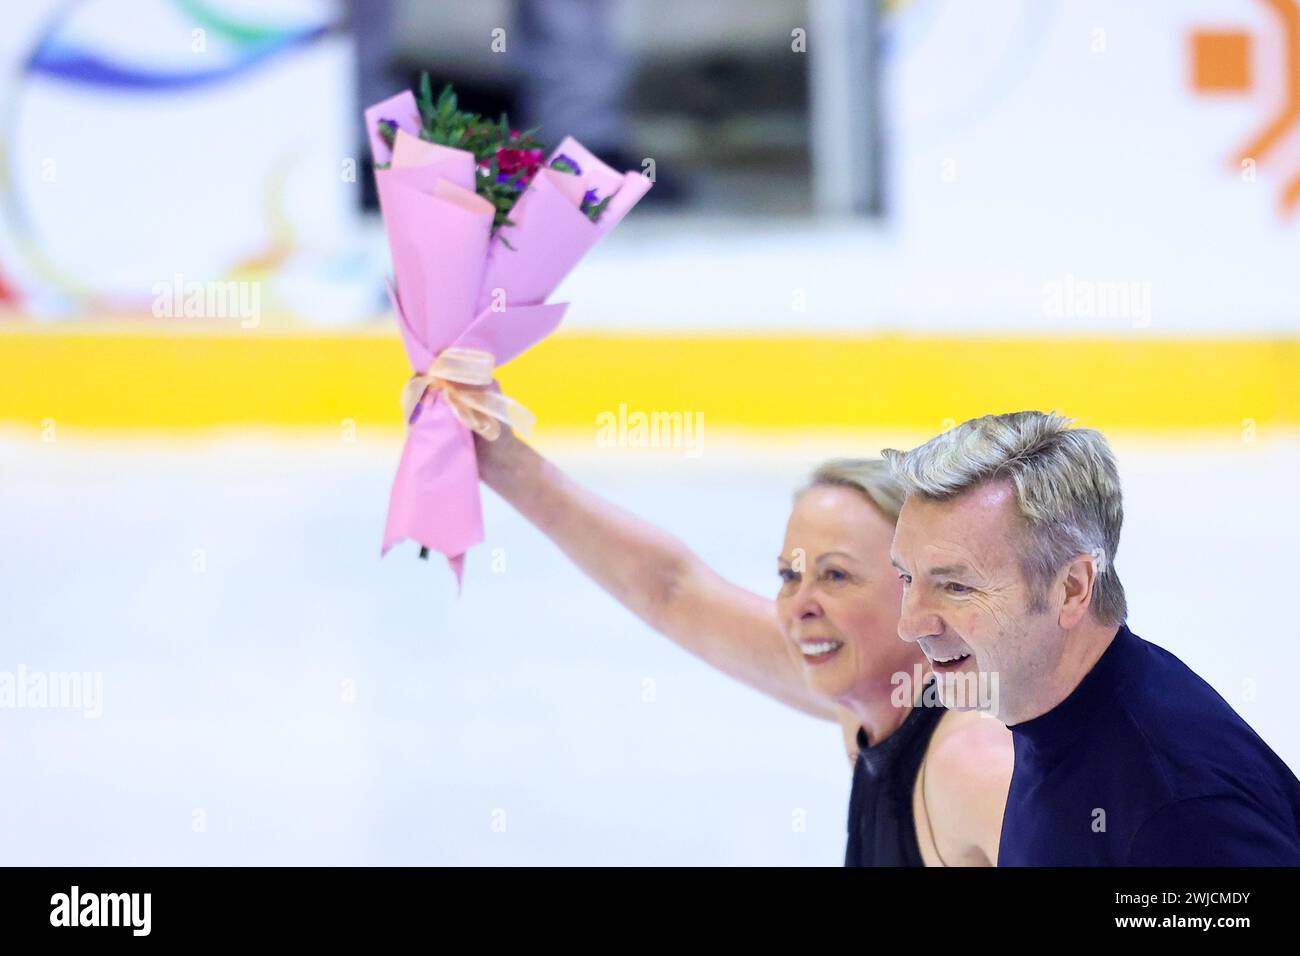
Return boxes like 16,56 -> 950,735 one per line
2,1 -> 1299,322
0,1 -> 1297,865
0,0 -> 355,318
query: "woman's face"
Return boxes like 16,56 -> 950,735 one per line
776,484 -> 919,703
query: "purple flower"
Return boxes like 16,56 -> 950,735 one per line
550,153 -> 583,176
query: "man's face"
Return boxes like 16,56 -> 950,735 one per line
889,480 -> 1056,721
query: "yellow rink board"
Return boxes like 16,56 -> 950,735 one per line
0,324 -> 1296,433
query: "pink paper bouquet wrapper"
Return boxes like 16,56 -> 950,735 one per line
366,89 -> 652,586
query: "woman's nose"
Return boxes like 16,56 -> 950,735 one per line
792,578 -> 822,618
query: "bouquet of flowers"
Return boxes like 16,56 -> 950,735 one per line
367,76 -> 651,586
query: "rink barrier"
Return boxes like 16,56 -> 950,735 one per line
0,323 -> 1296,432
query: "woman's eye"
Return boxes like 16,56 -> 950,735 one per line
778,568 -> 797,584
898,573 -> 912,586
821,568 -> 848,583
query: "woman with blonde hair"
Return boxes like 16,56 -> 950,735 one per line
474,430 -> 1013,865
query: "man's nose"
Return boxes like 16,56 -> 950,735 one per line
897,585 -> 941,644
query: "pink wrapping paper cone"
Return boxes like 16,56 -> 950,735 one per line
367,85 -> 652,586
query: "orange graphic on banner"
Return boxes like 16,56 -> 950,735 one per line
1191,0 -> 1300,215
1192,32 -> 1252,91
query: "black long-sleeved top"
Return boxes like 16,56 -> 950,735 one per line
999,623 -> 1300,865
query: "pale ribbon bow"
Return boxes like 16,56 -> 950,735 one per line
399,347 -> 535,440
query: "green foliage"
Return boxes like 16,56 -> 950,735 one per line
378,72 -> 612,238
412,73 -> 549,233
582,194 -> 613,223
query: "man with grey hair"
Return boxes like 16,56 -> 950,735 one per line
883,410 -> 1300,865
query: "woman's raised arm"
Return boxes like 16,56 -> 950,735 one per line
477,430 -> 837,722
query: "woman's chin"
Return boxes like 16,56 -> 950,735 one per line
799,643 -> 854,693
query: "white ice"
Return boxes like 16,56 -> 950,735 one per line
1,430 -> 1296,865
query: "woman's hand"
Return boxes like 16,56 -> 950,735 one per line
471,380 -> 524,484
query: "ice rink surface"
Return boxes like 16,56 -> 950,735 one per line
2,430 -> 1297,865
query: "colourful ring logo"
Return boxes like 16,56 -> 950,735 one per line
0,0 -> 339,310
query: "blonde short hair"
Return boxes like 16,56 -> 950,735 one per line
798,458 -> 906,524
881,411 -> 1127,625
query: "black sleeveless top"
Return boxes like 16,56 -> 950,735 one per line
844,700 -> 946,867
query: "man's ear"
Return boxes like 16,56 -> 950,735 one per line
1057,553 -> 1097,629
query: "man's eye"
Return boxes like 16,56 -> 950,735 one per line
821,568 -> 848,583
944,582 -> 972,594
898,573 -> 912,586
